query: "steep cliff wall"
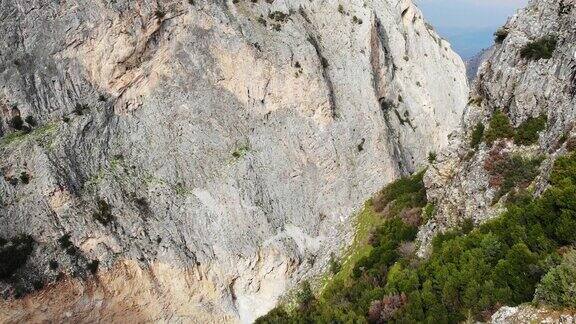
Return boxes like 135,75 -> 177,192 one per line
250,0 -> 576,322
418,0 -> 576,254
0,0 -> 467,322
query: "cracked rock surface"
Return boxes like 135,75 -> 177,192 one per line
417,0 -> 576,255
0,0 -> 467,322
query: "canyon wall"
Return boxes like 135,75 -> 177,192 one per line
0,0 -> 467,322
419,0 -> 576,256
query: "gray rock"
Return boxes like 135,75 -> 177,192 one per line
417,0 -> 576,257
0,0 -> 467,322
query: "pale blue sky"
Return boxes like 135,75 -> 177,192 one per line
416,0 -> 528,58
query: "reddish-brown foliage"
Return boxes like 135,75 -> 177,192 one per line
368,293 -> 408,323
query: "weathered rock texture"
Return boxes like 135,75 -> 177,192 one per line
417,0 -> 576,254
491,305 -> 576,323
0,0 -> 468,322
465,46 -> 495,82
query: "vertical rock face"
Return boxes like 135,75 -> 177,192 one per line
0,0 -> 467,322
465,47 -> 495,82
418,0 -> 576,254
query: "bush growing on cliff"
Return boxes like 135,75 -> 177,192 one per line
514,115 -> 547,145
534,249 -> 576,308
19,172 -> 30,184
87,260 -> 99,274
494,28 -> 509,44
93,199 -> 113,225
10,116 -> 24,130
485,111 -> 515,145
329,253 -> 341,274
0,235 -> 34,280
24,116 -> 36,127
483,112 -> 547,147
471,122 -> 485,150
520,36 -> 557,60
428,152 -> 437,163
484,147 -> 543,201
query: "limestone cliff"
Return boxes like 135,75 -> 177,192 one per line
417,0 -> 576,273
0,0 -> 467,322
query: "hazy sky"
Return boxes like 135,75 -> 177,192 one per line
415,0 -> 529,58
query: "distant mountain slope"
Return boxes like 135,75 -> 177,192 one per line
465,47 -> 496,82
442,26 -> 496,59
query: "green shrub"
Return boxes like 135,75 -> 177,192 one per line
49,260 -> 59,270
549,152 -> 576,186
352,16 -> 363,25
87,260 -> 100,274
255,307 -> 290,324
74,103 -> 88,115
567,137 -> 576,152
154,10 -> 165,19
470,122 -> 485,150
257,15 -> 266,26
498,155 -> 543,199
477,113 -> 547,147
58,233 -> 79,255
485,111 -> 514,145
0,235 -> 34,279
428,152 -> 437,163
19,172 -> 30,184
494,28 -> 509,44
329,253 -> 341,274
93,200 -> 113,225
534,249 -> 576,307
268,11 -> 288,22
296,281 -> 315,311
372,170 -> 426,213
10,116 -> 24,130
422,203 -> 436,221
24,116 -> 36,127
58,234 -> 73,249
232,145 -> 250,159
514,115 -> 547,145
520,36 -> 557,60
484,145 -> 543,200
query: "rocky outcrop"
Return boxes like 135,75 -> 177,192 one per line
465,47 -> 495,82
417,0 -> 576,254
0,0 -> 467,322
491,305 -> 576,323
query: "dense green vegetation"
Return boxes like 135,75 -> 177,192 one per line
484,111 -> 515,145
534,249 -> 576,308
257,151 -> 576,323
478,112 -> 547,148
483,144 -> 543,201
514,115 -> 547,145
520,36 -> 557,60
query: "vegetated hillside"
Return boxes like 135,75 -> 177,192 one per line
0,0 -> 468,322
257,148 -> 576,323
257,0 -> 576,322
465,47 -> 495,82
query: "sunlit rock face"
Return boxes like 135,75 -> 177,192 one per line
417,0 -> 576,256
0,0 -> 467,322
